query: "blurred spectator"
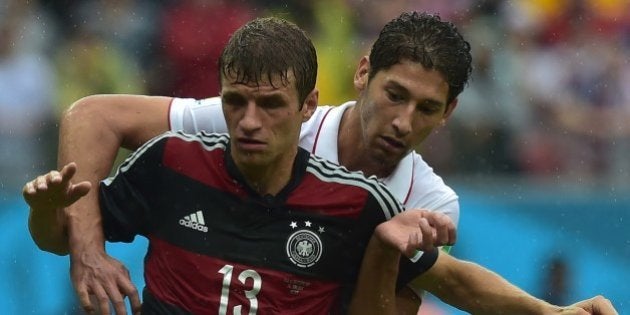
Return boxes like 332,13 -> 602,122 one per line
158,0 -> 253,98
540,257 -> 570,306
0,1 -> 57,194
508,0 -> 630,182
54,25 -> 145,114
72,0 -> 164,70
448,13 -> 529,174
52,14 -> 147,170
311,0 -> 356,105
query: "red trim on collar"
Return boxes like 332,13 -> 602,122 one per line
311,107 -> 334,154
404,159 -> 414,204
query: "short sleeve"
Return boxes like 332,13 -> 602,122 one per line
169,97 -> 227,134
99,133 -> 170,242
395,248 -> 440,292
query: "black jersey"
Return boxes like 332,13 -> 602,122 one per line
100,131 -> 437,314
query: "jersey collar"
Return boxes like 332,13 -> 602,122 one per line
313,101 -> 414,204
224,141 -> 310,204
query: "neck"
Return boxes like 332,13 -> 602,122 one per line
236,150 -> 297,196
338,104 -> 396,179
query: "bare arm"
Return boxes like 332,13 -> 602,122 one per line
349,210 -> 456,315
53,94 -> 171,314
348,235 -> 402,315
417,252 -> 618,314
32,94 -> 172,253
61,94 -> 171,252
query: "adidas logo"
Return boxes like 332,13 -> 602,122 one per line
179,210 -> 208,233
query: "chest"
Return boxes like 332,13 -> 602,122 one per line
145,176 -> 377,282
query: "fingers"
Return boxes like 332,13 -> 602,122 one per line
591,295 -> 617,315
72,253 -> 141,315
92,284 -> 112,315
69,181 -> 92,203
120,279 -> 141,315
35,174 -> 49,190
24,170 -> 65,195
571,295 -> 618,315
60,162 -> 78,184
404,232 -> 421,258
426,213 -> 447,245
23,163 -> 77,195
76,283 -> 96,315
106,282 -> 128,315
418,211 -> 456,246
120,266 -> 141,314
416,217 -> 435,252
111,265 -> 140,315
23,180 -> 36,196
78,282 -> 137,315
77,285 -> 112,315
22,174 -> 57,206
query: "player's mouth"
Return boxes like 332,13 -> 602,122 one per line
379,136 -> 406,153
235,137 -> 267,151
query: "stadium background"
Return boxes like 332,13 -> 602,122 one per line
1,0 -> 628,313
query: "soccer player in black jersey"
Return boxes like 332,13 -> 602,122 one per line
24,17 -> 454,315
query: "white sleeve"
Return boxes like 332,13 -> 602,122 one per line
169,97 -> 227,134
405,154 -> 460,228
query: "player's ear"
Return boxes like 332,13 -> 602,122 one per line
442,98 -> 458,122
301,88 -> 318,122
353,56 -> 370,92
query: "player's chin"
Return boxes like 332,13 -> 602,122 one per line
236,156 -> 266,167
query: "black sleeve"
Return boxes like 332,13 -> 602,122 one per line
358,180 -> 440,292
99,134 -> 168,243
357,183 -> 438,292
395,248 -> 439,292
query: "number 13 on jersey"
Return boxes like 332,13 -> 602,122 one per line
218,264 -> 262,315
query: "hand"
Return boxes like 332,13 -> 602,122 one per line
71,246 -> 141,315
374,210 -> 456,258
560,296 -> 618,315
23,162 -> 91,210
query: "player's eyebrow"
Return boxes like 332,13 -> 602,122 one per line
221,91 -> 247,106
255,93 -> 289,107
386,80 -> 445,107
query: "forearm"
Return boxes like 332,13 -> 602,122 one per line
59,95 -> 172,255
59,100 -> 118,255
427,254 -> 559,314
348,236 -> 401,315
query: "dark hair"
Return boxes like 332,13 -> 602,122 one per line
369,12 -> 472,104
219,17 -> 317,106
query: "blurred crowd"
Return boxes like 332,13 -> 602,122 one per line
2,0 -> 630,195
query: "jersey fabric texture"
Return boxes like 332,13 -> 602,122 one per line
169,97 -> 460,297
99,131 -> 437,314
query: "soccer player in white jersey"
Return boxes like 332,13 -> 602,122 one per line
26,12 -> 617,315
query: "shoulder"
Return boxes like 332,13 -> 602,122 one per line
405,151 -> 460,224
409,152 -> 457,197
171,96 -> 222,108
301,105 -> 335,129
305,154 -> 403,219
133,131 -> 229,157
165,131 -> 230,151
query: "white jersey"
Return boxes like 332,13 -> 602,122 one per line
169,97 -> 460,227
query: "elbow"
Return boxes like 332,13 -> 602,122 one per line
61,95 -> 104,125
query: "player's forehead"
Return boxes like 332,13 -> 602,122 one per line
374,60 -> 449,104
221,70 -> 299,103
